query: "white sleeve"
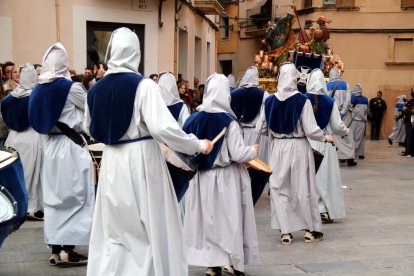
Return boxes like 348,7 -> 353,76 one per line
68,82 -> 87,111
330,102 -> 349,136
137,79 -> 205,155
227,121 -> 257,163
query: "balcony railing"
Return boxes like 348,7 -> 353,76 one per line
336,0 -> 355,8
194,0 -> 224,15
240,5 -> 278,37
401,0 -> 414,9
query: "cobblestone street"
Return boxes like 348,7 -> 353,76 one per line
1,140 -> 413,275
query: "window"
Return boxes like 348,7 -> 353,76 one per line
386,35 -> 414,65
304,0 -> 313,9
336,0 -> 355,8
401,0 -> 414,9
323,0 -> 336,7
221,16 -> 230,39
86,21 -> 145,74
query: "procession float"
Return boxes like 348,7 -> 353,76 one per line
255,6 -> 344,93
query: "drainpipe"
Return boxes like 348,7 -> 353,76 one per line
55,0 -> 61,41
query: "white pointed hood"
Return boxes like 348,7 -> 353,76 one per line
197,73 -> 236,117
328,67 -> 341,81
306,68 -> 328,96
105,27 -> 141,75
11,63 -> 38,98
38,42 -> 71,84
275,63 -> 300,101
227,73 -> 236,88
158,72 -> 182,106
351,83 -> 363,96
397,94 -> 406,103
238,66 -> 259,88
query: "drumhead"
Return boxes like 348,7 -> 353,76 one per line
0,186 -> 16,224
246,157 -> 272,173
88,143 -> 105,152
159,143 -> 192,171
0,147 -> 18,168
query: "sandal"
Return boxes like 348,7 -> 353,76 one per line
58,250 -> 88,267
304,231 -> 324,243
205,267 -> 222,276
281,233 -> 293,245
223,265 -> 245,276
49,254 -> 60,266
320,212 -> 333,223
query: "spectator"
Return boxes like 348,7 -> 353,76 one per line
4,64 -> 20,93
401,90 -> 414,157
149,74 -> 158,83
85,67 -> 94,77
178,81 -> 193,109
2,61 -> 15,84
369,90 -> 387,140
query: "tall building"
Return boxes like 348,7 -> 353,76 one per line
0,0 -> 221,87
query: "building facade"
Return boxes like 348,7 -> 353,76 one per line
0,0 -> 219,87
221,0 -> 414,138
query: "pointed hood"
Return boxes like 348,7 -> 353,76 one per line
11,63 -> 38,98
38,42 -> 71,84
197,73 -> 236,117
328,67 -> 341,81
351,83 -> 363,96
105,27 -> 141,75
275,63 -> 300,101
158,72 -> 182,106
227,74 -> 236,88
307,68 -> 328,96
238,66 -> 259,88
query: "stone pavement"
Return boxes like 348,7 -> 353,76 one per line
1,140 -> 413,275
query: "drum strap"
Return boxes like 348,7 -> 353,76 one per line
55,122 -> 88,148
112,136 -> 153,145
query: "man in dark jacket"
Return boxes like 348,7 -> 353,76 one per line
369,90 -> 387,140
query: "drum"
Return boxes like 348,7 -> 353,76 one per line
159,143 -> 197,201
87,142 -> 105,185
245,158 -> 272,205
313,149 -> 324,173
0,147 -> 28,247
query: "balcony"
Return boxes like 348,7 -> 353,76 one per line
194,0 -> 224,15
240,5 -> 278,38
401,0 -> 414,9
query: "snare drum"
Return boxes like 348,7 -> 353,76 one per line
159,143 -> 197,201
87,142 -> 105,185
245,158 -> 272,205
0,147 -> 28,247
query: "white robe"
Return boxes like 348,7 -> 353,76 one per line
388,106 -> 406,143
42,82 -> 95,245
86,79 -> 205,276
183,120 -> 259,272
261,100 -> 325,234
350,102 -> 368,157
328,80 -> 355,159
5,129 -> 44,213
309,102 -> 348,219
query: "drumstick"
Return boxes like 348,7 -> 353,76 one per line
212,127 -> 227,145
255,120 -> 265,144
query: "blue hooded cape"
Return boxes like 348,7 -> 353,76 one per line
304,93 -> 334,129
1,95 -> 30,132
230,86 -> 264,123
87,73 -> 143,145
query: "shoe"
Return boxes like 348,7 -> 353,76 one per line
405,155 -> 412,158
58,250 -> 88,266
347,160 -> 357,167
27,211 -> 44,221
388,138 -> 393,145
320,212 -> 334,223
223,265 -> 245,276
49,254 -> 60,266
205,267 -> 222,276
304,231 -> 324,243
400,152 -> 408,156
281,233 -> 293,245
358,156 -> 365,160
339,160 -> 346,164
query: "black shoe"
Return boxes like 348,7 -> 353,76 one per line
27,210 -> 44,221
58,250 -> 88,266
359,156 -> 365,160
339,160 -> 346,163
347,160 -> 357,167
388,138 -> 393,145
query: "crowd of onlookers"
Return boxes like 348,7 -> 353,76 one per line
0,60 -> 207,145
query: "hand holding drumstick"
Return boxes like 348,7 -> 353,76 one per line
252,144 -> 260,152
